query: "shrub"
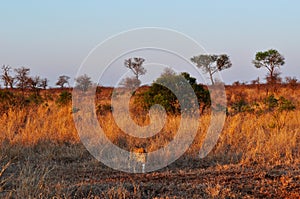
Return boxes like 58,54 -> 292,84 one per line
285,76 -> 298,90
232,99 -> 248,113
97,104 -> 113,115
278,96 -> 296,111
0,90 -> 16,114
26,93 -> 44,105
264,94 -> 296,112
56,91 -> 72,106
136,72 -> 210,115
264,94 -> 278,111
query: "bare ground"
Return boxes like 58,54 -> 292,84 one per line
1,144 -> 300,198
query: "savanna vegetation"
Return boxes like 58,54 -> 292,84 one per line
0,49 -> 300,198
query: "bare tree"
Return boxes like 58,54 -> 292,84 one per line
1,65 -> 14,89
27,76 -> 41,89
39,78 -> 49,89
14,67 -> 30,92
191,54 -> 232,85
56,75 -> 70,88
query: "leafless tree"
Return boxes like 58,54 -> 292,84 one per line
1,65 -> 14,89
39,78 -> 49,89
14,67 -> 30,92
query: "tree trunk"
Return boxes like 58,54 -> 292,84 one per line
209,70 -> 215,85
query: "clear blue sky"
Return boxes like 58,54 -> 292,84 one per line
1,1 -> 299,86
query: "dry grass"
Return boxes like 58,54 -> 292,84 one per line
0,85 -> 299,198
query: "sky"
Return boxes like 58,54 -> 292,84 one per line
0,1 -> 299,87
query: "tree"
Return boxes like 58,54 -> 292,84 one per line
124,57 -> 146,86
191,54 -> 232,85
139,71 -> 210,114
27,76 -> 41,90
160,67 -> 176,78
1,65 -> 14,89
120,76 -> 141,90
56,75 -> 70,88
265,71 -> 282,84
39,78 -> 49,89
14,67 -> 30,91
253,49 -> 285,84
285,76 -> 298,90
75,74 -> 93,91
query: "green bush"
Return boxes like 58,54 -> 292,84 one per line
278,96 -> 296,111
136,72 -> 210,115
26,93 -> 44,105
232,99 -> 248,113
56,91 -> 72,106
264,94 -> 296,112
264,94 -> 278,110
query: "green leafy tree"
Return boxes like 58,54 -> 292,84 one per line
191,54 -> 232,85
253,49 -> 285,84
139,70 -> 210,114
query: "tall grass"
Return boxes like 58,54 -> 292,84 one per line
0,86 -> 299,165
0,85 -> 299,197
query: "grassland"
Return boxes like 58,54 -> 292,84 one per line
0,84 -> 300,198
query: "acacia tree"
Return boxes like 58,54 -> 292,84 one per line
1,65 -> 14,89
191,54 -> 232,85
253,49 -> 285,84
123,57 -> 146,88
56,75 -> 70,88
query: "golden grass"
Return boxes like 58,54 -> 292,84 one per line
0,85 -> 299,197
0,85 -> 299,165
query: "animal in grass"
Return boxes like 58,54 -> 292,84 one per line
129,146 -> 147,173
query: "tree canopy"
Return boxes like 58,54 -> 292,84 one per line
123,57 -> 146,87
75,74 -> 93,91
138,70 -> 210,114
56,75 -> 70,88
191,54 -> 232,85
253,49 -> 285,84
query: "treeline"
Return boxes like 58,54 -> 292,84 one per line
1,49 -> 299,90
0,65 -> 95,91
0,48 -> 298,116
